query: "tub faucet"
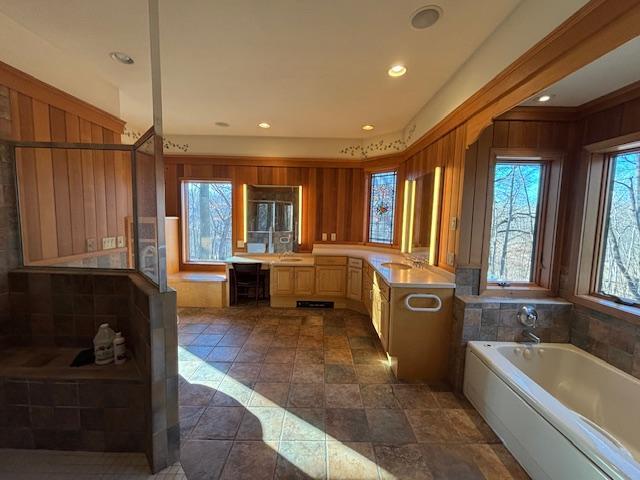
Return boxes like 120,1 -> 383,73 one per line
522,330 -> 541,345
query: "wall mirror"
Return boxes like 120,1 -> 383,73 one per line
405,167 -> 443,264
245,185 -> 301,253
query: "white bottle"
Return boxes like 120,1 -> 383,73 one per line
93,323 -> 115,365
113,332 -> 127,365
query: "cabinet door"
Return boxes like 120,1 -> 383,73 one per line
347,267 -> 362,301
271,267 -> 294,295
315,266 -> 346,296
371,287 -> 382,336
363,272 -> 373,314
380,297 -> 390,351
294,267 -> 315,295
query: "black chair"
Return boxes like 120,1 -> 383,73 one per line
231,263 -> 263,305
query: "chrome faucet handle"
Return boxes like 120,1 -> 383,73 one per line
517,305 -> 538,328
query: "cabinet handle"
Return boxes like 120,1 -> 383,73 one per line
404,293 -> 442,312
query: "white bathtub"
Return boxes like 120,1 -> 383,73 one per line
463,342 -> 640,480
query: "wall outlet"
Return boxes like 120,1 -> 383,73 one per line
447,252 -> 455,266
237,240 -> 245,249
331,233 -> 337,241
117,236 -> 125,248
102,237 -> 116,250
322,233 -> 327,241
86,238 -> 96,252
450,216 -> 458,231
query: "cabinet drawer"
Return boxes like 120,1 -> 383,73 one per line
374,273 -> 391,301
315,256 -> 348,266
348,257 -> 363,269
364,262 -> 374,278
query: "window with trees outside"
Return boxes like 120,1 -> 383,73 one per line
184,180 -> 233,263
597,150 -> 640,305
488,162 -> 543,284
368,171 -> 397,244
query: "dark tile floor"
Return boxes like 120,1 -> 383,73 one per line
177,305 -> 529,480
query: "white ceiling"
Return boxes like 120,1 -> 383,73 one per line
0,0 -> 521,137
521,35 -> 640,107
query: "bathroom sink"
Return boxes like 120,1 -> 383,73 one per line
381,262 -> 412,270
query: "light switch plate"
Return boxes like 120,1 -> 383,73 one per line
331,233 -> 336,241
322,233 -> 327,241
86,238 -> 96,252
117,236 -> 125,248
237,240 -> 245,248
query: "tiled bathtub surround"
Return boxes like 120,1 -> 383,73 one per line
571,304 -> 640,378
449,296 -> 572,391
1,270 -> 179,473
454,267 -> 481,296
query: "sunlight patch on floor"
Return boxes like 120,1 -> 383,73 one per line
179,346 -> 394,479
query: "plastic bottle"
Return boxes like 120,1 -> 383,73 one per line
93,323 -> 115,365
113,332 -> 127,365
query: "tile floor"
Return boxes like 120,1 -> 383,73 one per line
178,304 -> 530,480
0,449 -> 185,479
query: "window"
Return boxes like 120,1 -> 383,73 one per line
487,162 -> 544,284
596,150 -> 640,304
368,171 -> 398,244
184,180 -> 233,262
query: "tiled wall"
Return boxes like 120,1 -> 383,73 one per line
0,377 -> 146,451
2,270 -> 178,473
449,295 -> 573,391
7,271 -> 131,348
571,304 -> 640,378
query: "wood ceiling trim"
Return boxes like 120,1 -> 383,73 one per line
404,0 -> 640,155
0,60 -> 126,133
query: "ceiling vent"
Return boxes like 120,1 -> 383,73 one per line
410,6 -> 442,30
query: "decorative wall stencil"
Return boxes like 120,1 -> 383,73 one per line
339,123 -> 417,159
123,128 -> 190,152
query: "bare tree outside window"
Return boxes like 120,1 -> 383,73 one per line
598,151 -> 640,303
185,181 -> 233,262
488,163 -> 543,283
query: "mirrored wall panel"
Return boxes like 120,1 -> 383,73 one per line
411,167 -> 442,264
245,185 -> 301,253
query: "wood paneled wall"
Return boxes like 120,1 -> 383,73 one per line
456,116 -> 574,270
164,158 -> 366,255
404,125 -> 467,271
1,84 -> 130,264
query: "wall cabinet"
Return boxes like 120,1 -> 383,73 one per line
347,266 -> 362,301
294,267 -> 315,295
315,266 -> 346,296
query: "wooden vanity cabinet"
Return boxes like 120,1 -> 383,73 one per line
271,266 -> 294,295
370,273 -> 390,351
347,257 -> 363,301
315,265 -> 346,296
294,267 -> 315,295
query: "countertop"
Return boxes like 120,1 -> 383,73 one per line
313,245 -> 455,289
225,246 -> 455,289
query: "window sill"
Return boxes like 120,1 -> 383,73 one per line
572,294 -> 640,325
482,285 -> 553,298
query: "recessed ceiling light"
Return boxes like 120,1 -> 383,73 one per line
258,122 -> 271,129
109,51 -> 134,65
537,94 -> 553,103
411,5 -> 442,30
362,124 -> 375,131
215,122 -> 230,127
388,65 -> 407,77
